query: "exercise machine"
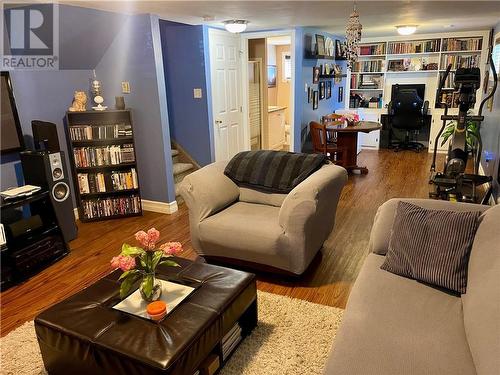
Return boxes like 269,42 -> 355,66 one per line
429,46 -> 498,203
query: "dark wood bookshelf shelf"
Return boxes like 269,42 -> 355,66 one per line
75,162 -> 136,171
79,212 -> 142,223
71,137 -> 134,146
66,109 -> 142,222
79,188 -> 140,198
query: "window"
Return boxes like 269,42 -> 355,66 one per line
282,52 -> 291,81
493,37 -> 500,75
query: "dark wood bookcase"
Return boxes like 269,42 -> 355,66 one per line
65,109 -> 142,222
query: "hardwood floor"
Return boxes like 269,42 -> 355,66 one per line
0,150 -> 443,337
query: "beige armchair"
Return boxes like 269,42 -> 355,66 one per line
179,161 -> 347,275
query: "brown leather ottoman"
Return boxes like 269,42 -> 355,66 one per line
35,258 -> 257,374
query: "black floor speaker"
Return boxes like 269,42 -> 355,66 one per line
20,151 -> 78,243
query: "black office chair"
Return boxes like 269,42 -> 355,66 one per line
388,89 -> 429,152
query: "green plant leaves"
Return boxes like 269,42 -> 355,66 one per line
151,251 -> 163,270
120,243 -> 145,257
119,272 -> 141,299
141,274 -> 154,299
159,259 -> 180,268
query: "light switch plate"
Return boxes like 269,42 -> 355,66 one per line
121,81 -> 131,94
193,88 -> 202,99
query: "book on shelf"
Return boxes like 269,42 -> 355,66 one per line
222,323 -> 243,361
442,37 -> 482,52
73,145 -> 135,168
358,43 -> 385,56
81,195 -> 141,219
387,39 -> 440,54
69,123 -> 132,141
77,168 -> 138,195
352,60 -> 383,73
440,54 -> 480,70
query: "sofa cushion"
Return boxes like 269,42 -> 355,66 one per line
198,202 -> 289,270
381,201 -> 480,294
324,253 -> 477,375
239,187 -> 286,207
369,199 -> 489,256
462,205 -> 500,375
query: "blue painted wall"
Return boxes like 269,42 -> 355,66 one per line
481,22 -> 500,202
159,21 -> 212,166
94,14 -> 176,203
1,5 -> 176,205
298,28 -> 347,151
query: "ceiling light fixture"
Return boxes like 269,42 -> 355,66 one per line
224,20 -> 248,33
345,4 -> 363,70
396,25 -> 418,36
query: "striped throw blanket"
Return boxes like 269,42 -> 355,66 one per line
224,151 -> 327,193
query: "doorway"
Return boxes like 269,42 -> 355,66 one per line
242,31 -> 295,153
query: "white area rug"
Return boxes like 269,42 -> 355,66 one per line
1,291 -> 343,375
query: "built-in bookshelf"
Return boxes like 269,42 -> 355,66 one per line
349,34 -> 486,110
66,109 -> 142,222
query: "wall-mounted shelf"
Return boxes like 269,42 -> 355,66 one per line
318,74 -> 347,79
386,70 -> 439,74
304,52 -> 335,60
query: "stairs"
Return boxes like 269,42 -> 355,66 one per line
171,148 -> 196,203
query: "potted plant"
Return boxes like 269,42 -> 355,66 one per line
110,228 -> 183,302
340,112 -> 360,126
440,116 -> 480,150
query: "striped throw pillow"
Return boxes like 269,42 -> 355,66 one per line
381,201 -> 481,294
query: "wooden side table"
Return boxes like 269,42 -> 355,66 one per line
325,121 -> 382,174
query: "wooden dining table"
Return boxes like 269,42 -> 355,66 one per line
325,121 -> 382,174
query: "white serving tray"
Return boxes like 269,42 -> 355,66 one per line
113,279 -> 197,321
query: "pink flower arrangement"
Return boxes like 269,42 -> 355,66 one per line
134,228 -> 160,250
340,113 -> 359,125
110,255 -> 136,271
110,227 -> 183,300
159,242 -> 183,256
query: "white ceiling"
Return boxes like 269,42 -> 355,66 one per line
59,1 -> 500,38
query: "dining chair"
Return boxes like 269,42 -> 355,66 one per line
310,121 -> 345,166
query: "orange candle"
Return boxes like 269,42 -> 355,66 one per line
147,301 -> 167,321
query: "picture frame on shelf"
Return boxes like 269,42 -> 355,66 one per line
335,40 -> 347,60
338,86 -> 344,103
315,34 -> 326,55
313,90 -> 319,109
319,82 -> 325,100
267,65 -> 277,87
326,81 -> 332,99
313,66 -> 320,83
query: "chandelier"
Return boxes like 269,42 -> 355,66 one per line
345,4 -> 362,70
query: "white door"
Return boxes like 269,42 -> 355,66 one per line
209,29 -> 243,161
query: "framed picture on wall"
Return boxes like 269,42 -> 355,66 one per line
307,87 -> 312,103
338,86 -> 344,103
313,90 -> 319,109
326,81 -> 332,99
315,34 -> 326,55
267,65 -> 277,87
319,82 -> 325,100
335,40 -> 347,60
313,66 -> 320,83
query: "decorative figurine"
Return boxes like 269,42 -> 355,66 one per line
68,91 -> 87,112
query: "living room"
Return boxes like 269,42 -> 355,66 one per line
1,1 -> 499,374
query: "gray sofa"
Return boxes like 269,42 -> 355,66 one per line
325,198 -> 499,375
180,161 -> 347,275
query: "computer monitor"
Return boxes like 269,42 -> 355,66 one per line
391,84 -> 425,102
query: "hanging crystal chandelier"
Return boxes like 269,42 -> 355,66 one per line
345,4 -> 362,70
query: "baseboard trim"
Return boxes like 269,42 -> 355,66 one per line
142,199 -> 179,214
73,199 -> 178,221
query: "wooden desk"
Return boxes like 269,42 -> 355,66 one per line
326,121 -> 382,174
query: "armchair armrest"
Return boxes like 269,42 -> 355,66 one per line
179,161 -> 239,222
278,164 -> 347,272
369,198 -> 490,255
